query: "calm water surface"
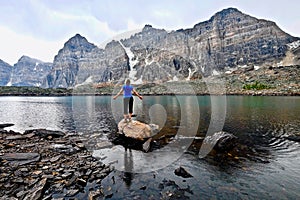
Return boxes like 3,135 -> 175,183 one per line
0,96 -> 299,199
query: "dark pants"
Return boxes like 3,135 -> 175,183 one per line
123,97 -> 134,115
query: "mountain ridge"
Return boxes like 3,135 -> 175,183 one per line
0,7 -> 299,89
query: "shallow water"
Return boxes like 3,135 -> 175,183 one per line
0,95 -> 299,199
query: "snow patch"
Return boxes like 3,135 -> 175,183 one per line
145,58 -> 154,66
133,76 -> 143,84
200,65 -> 205,73
75,76 -> 94,87
212,70 -> 220,76
6,81 -> 12,86
186,67 -> 196,80
167,76 -> 179,82
119,41 -> 139,83
238,65 -> 248,68
287,40 -> 300,49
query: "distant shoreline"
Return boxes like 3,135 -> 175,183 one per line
0,89 -> 299,97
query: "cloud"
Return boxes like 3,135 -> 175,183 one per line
0,0 -> 300,64
0,25 -> 63,65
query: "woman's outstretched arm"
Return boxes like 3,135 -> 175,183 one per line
113,88 -> 123,99
133,89 -> 143,100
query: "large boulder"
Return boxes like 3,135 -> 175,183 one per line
117,119 -> 159,140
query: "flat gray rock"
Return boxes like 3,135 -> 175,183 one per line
1,153 -> 40,165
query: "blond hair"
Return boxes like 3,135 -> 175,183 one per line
125,78 -> 131,85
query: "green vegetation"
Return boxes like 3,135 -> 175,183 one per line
243,81 -> 273,90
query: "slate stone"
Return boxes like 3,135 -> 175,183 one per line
1,153 -> 40,165
174,166 -> 193,178
0,123 -> 14,129
24,129 -> 65,138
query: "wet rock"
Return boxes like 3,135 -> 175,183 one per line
76,178 -> 87,186
0,129 -> 112,199
284,133 -> 300,142
0,123 -> 14,129
1,153 -> 40,165
16,190 -> 28,198
50,155 -> 62,163
24,129 -> 65,138
174,166 -> 193,178
6,135 -> 27,140
65,189 -> 79,197
142,138 -> 152,152
203,131 -> 238,152
23,178 -> 47,200
88,189 -> 103,200
158,179 -> 193,198
140,185 -> 147,190
105,193 -> 113,198
50,144 -> 77,154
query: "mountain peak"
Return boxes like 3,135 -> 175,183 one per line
64,33 -> 97,52
0,59 -> 11,67
209,7 -> 244,21
142,24 -> 153,31
18,55 -> 34,62
216,7 -> 241,16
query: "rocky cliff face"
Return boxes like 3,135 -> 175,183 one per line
44,34 -> 128,88
2,7 -> 299,88
120,8 -> 299,80
45,8 -> 299,88
183,8 -> 298,75
9,56 -> 52,87
0,59 -> 12,86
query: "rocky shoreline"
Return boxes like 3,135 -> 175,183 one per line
0,65 -> 299,97
0,125 -> 112,199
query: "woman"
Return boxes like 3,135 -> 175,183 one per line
113,79 -> 143,121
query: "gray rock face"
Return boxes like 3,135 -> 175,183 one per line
0,59 -> 12,86
44,34 -> 128,88
10,56 -> 52,87
2,8 -> 299,88
183,8 -> 298,75
44,8 -> 299,87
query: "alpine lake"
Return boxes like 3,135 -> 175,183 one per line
0,95 -> 299,199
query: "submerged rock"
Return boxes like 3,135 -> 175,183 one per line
284,132 -> 300,142
174,166 -> 193,178
203,131 -> 238,152
50,144 -> 78,154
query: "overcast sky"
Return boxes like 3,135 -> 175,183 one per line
1,0 -> 300,65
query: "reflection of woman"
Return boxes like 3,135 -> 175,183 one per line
113,79 -> 143,122
123,149 -> 133,188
